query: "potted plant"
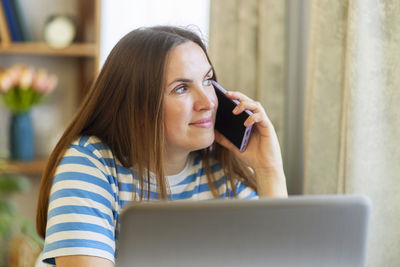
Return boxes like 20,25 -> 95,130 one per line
0,64 -> 57,161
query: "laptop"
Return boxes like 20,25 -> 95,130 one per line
116,195 -> 370,267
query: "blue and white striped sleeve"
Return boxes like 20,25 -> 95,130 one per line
235,179 -> 259,200
41,142 -> 118,265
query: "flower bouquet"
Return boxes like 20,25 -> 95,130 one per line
0,64 -> 58,161
0,64 -> 58,114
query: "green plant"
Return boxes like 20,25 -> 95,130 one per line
0,147 -> 43,266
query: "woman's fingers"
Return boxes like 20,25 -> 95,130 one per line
244,112 -> 266,127
232,100 -> 260,115
226,91 -> 263,115
226,91 -> 271,129
225,91 -> 252,102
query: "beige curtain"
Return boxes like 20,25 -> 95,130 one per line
210,0 -> 400,265
304,0 -> 400,266
209,0 -> 287,151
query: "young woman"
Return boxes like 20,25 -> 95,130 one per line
36,26 -> 287,266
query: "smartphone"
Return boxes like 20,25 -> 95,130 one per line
212,80 -> 253,152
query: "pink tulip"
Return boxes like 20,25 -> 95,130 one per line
7,67 -> 21,88
32,69 -> 48,93
0,72 -> 13,93
45,74 -> 58,93
19,66 -> 35,90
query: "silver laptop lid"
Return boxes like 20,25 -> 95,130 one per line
117,195 -> 370,267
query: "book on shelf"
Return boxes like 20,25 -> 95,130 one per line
1,0 -> 23,42
13,0 -> 31,41
0,0 -> 11,45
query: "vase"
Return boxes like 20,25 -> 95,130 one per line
9,112 -> 34,161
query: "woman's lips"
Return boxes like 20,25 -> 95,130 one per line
190,117 -> 213,128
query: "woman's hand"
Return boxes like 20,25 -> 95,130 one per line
214,91 -> 288,197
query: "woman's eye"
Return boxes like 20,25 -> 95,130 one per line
174,86 -> 187,94
203,78 -> 212,86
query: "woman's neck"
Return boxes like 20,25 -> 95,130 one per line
163,151 -> 190,176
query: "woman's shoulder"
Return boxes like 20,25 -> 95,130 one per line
57,135 -> 120,175
71,135 -> 111,151
68,135 -> 114,160
54,135 -> 123,190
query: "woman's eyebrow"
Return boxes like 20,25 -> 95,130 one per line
168,78 -> 192,87
167,67 -> 214,87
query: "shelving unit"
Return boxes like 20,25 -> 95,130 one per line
0,0 -> 101,175
0,42 -> 97,57
2,158 -> 47,176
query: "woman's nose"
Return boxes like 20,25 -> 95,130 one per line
193,86 -> 215,111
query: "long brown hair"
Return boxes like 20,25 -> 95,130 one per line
36,26 -> 256,238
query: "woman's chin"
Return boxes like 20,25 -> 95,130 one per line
193,134 -> 215,151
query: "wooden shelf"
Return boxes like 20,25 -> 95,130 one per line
0,0 -> 100,177
0,42 -> 97,57
1,159 -> 47,176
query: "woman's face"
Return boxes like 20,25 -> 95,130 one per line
163,41 -> 218,155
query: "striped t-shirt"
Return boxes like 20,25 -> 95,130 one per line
41,135 -> 258,264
